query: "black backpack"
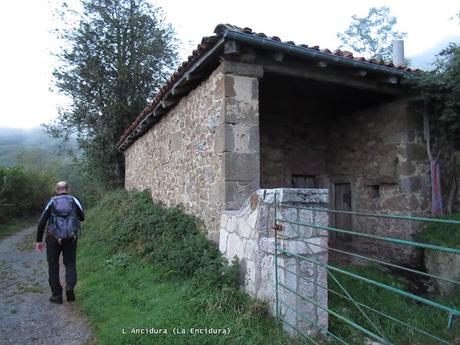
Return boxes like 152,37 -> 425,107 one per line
49,195 -> 80,243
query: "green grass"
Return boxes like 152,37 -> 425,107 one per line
328,265 -> 460,344
416,211 -> 460,248
0,216 -> 36,240
75,190 -> 305,345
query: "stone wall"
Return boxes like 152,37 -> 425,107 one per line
259,74 -> 430,265
125,68 -> 226,242
328,99 -> 430,265
125,61 -> 262,242
219,188 -> 329,337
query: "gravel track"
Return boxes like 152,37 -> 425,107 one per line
0,227 -> 92,345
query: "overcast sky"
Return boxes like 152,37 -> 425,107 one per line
0,0 -> 458,129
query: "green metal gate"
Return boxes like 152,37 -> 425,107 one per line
274,198 -> 460,344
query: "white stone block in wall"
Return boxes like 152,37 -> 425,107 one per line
300,260 -> 316,277
219,228 -> 229,255
258,254 -> 275,301
246,209 -> 258,229
281,207 -> 298,222
227,215 -> 238,233
244,239 -> 258,261
298,226 -> 314,238
281,221 -> 299,239
220,213 -> 229,230
226,232 -> 244,260
280,257 -> 297,289
315,257 -> 329,331
314,210 -> 328,224
283,240 -> 308,255
306,237 -> 328,254
299,277 -> 317,298
238,220 -> 252,238
259,237 -> 275,254
232,75 -> 257,104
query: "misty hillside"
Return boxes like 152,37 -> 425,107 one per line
0,127 -> 78,167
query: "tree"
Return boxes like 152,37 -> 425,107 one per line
409,43 -> 460,145
404,12 -> 460,214
47,0 -> 178,186
408,12 -> 460,146
337,6 -> 406,61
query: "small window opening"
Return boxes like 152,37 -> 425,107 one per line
291,175 -> 315,188
368,185 -> 380,199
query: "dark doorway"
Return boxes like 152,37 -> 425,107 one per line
333,183 -> 352,242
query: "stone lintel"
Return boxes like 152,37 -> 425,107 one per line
220,60 -> 264,78
257,188 -> 329,204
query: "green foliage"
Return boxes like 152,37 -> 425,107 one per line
337,6 -> 406,61
47,0 -> 178,186
406,43 -> 460,147
78,189 -> 301,344
0,166 -> 55,224
416,210 -> 460,248
87,190 -> 237,286
104,252 -> 133,270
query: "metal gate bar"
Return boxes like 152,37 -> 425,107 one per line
274,201 -> 460,344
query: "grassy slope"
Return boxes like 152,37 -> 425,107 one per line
328,265 -> 460,345
417,210 -> 460,248
76,190 -> 303,345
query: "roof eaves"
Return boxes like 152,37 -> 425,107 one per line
116,36 -> 224,151
215,24 -> 415,76
118,24 -> 420,152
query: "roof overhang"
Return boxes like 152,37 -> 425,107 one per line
117,24 -> 418,152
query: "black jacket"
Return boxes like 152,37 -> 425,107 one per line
36,193 -> 85,242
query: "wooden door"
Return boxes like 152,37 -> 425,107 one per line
334,183 -> 352,241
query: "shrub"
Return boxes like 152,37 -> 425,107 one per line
84,189 -> 239,287
0,166 -> 55,223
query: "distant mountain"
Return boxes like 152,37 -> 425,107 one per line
409,36 -> 460,71
0,127 -> 78,167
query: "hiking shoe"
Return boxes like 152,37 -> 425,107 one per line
49,295 -> 63,304
66,289 -> 75,302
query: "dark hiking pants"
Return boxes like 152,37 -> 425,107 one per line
45,235 -> 77,297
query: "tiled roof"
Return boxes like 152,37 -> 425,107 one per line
117,24 -> 417,151
116,35 -> 221,151
214,24 -> 417,72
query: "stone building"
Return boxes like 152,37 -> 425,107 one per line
117,24 -> 430,265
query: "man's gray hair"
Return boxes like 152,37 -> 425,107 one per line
55,181 -> 70,194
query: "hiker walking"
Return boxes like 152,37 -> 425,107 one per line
36,181 -> 84,304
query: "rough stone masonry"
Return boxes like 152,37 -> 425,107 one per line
125,61 -> 261,243
219,188 -> 329,337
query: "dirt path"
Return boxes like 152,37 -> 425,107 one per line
0,227 -> 92,345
